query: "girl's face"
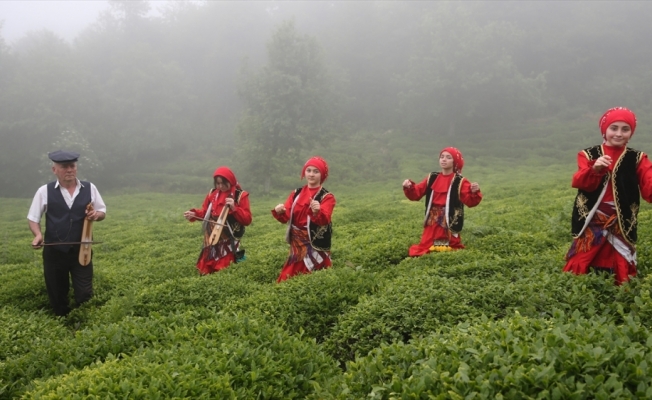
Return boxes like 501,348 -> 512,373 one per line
439,151 -> 454,173
214,176 -> 231,192
604,121 -> 632,147
304,166 -> 322,187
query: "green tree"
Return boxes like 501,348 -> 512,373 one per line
400,3 -> 546,137
237,20 -> 339,192
469,2 -> 652,113
317,1 -> 427,131
155,1 -> 275,150
38,129 -> 103,183
107,0 -> 151,33
73,3 -> 194,177
0,30 -> 87,195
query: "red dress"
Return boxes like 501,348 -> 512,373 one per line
272,186 -> 335,282
563,145 -> 652,284
189,189 -> 252,274
404,173 -> 482,256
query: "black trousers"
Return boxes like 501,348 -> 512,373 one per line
43,246 -> 93,316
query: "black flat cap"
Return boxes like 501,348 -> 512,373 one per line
48,150 -> 80,163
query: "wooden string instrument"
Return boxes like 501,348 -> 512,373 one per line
79,203 -> 94,266
208,198 -> 231,246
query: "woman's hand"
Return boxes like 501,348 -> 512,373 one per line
592,155 -> 612,172
402,179 -> 412,189
470,182 -> 480,193
183,210 -> 196,221
225,197 -> 235,210
310,200 -> 321,215
274,204 -> 286,214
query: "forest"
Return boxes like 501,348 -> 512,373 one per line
3,1 -> 652,398
1,1 -> 652,196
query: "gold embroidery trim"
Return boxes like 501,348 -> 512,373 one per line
312,224 -> 328,240
611,147 -> 638,246
576,194 -> 590,220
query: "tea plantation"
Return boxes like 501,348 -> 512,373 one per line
2,159 -> 652,398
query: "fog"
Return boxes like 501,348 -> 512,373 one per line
0,1 -> 107,43
1,1 -> 651,196
0,1 -> 177,43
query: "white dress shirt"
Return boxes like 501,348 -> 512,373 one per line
27,179 -> 107,223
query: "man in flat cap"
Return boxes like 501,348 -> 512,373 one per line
27,150 -> 107,316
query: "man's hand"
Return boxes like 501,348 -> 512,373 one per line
85,210 -> 105,221
31,233 -> 43,249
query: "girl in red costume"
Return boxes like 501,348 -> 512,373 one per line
272,156 -> 336,283
403,147 -> 482,256
184,167 -> 252,275
564,107 -> 652,285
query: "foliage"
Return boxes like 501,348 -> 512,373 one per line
0,306 -> 69,362
0,30 -> 84,196
236,20 -> 340,192
23,314 -> 339,399
324,261 -> 625,362
226,267 -> 380,342
320,312 -> 652,399
86,273 -> 263,325
3,99 -> 652,398
3,3 -> 652,195
38,129 -> 103,184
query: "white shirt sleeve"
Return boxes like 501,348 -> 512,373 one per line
90,183 -> 107,214
27,185 -> 48,223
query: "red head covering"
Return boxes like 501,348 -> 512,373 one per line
301,156 -> 329,183
440,147 -> 464,173
599,107 -> 637,136
213,166 -> 240,194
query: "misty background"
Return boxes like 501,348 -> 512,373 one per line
1,0 -> 652,197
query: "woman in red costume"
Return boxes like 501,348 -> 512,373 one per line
403,147 -> 482,256
564,107 -> 652,285
272,156 -> 336,283
184,166 -> 252,275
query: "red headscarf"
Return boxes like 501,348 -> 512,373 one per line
440,147 -> 464,173
301,156 -> 329,183
213,166 -> 240,195
599,107 -> 637,136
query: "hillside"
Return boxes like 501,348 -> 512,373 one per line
3,130 -> 652,397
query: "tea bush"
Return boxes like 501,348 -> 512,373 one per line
0,263 -> 49,312
1,313 -> 199,397
0,306 -> 69,361
226,267 -> 380,341
24,314 -> 339,399
321,312 -> 652,399
324,264 -> 625,362
3,131 -> 652,398
615,275 -> 652,328
86,273 -> 264,324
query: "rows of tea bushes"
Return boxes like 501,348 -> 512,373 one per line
320,310 -> 652,399
2,163 -> 652,398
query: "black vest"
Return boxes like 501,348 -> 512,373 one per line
424,172 -> 465,233
45,181 -> 92,253
292,187 -> 332,251
571,145 -> 642,245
